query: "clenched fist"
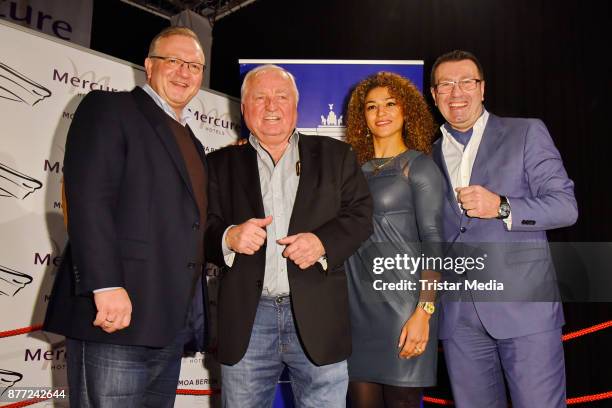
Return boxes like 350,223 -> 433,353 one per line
456,185 -> 500,219
226,216 -> 273,255
277,233 -> 325,270
93,288 -> 132,333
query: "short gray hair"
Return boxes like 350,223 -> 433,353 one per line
241,64 -> 299,104
148,26 -> 204,59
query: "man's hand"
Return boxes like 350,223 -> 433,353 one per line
93,288 -> 132,333
455,185 -> 500,218
226,216 -> 273,255
277,233 -> 325,270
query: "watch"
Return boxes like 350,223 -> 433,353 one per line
417,301 -> 435,315
496,195 -> 511,219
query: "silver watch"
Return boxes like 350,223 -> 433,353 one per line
497,195 -> 511,219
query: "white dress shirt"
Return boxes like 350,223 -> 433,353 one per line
440,110 -> 512,228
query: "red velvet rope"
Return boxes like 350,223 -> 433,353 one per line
0,324 -> 43,339
1,321 -> 610,407
4,320 -> 610,341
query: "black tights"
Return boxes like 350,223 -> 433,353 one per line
348,381 -> 423,408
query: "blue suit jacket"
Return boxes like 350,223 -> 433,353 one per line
432,113 -> 578,339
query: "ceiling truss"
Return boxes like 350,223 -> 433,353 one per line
120,0 -> 258,23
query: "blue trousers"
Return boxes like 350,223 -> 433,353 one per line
442,301 -> 566,408
221,296 -> 348,408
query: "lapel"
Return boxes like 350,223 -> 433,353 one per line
288,135 -> 319,234
468,114 -> 504,187
131,87 -> 197,203
433,138 -> 461,217
237,143 -> 266,218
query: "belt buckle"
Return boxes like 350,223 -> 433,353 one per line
275,294 -> 290,304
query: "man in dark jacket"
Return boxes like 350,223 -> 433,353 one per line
207,64 -> 373,407
44,27 -> 208,407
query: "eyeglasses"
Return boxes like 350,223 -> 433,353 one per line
434,79 -> 482,94
149,55 -> 205,75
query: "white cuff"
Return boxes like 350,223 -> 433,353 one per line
93,287 -> 121,293
503,198 -> 513,230
222,225 -> 236,267
317,255 -> 328,271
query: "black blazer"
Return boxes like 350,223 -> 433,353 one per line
207,134 -> 373,365
44,87 -> 208,348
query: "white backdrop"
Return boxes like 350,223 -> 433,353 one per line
0,19 -> 239,407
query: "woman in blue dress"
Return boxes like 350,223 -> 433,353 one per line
345,72 -> 444,407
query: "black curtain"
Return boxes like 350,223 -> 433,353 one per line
91,0 -> 169,69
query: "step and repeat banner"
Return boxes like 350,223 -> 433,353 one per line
0,19 -> 239,407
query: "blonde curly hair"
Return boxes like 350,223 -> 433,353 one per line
346,72 -> 437,165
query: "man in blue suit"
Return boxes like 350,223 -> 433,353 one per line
430,50 -> 577,408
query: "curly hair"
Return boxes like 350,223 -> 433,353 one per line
346,72 -> 437,165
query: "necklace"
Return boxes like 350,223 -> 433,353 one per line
371,150 -> 406,174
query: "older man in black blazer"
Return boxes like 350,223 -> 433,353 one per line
44,27 -> 208,407
207,65 -> 373,407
